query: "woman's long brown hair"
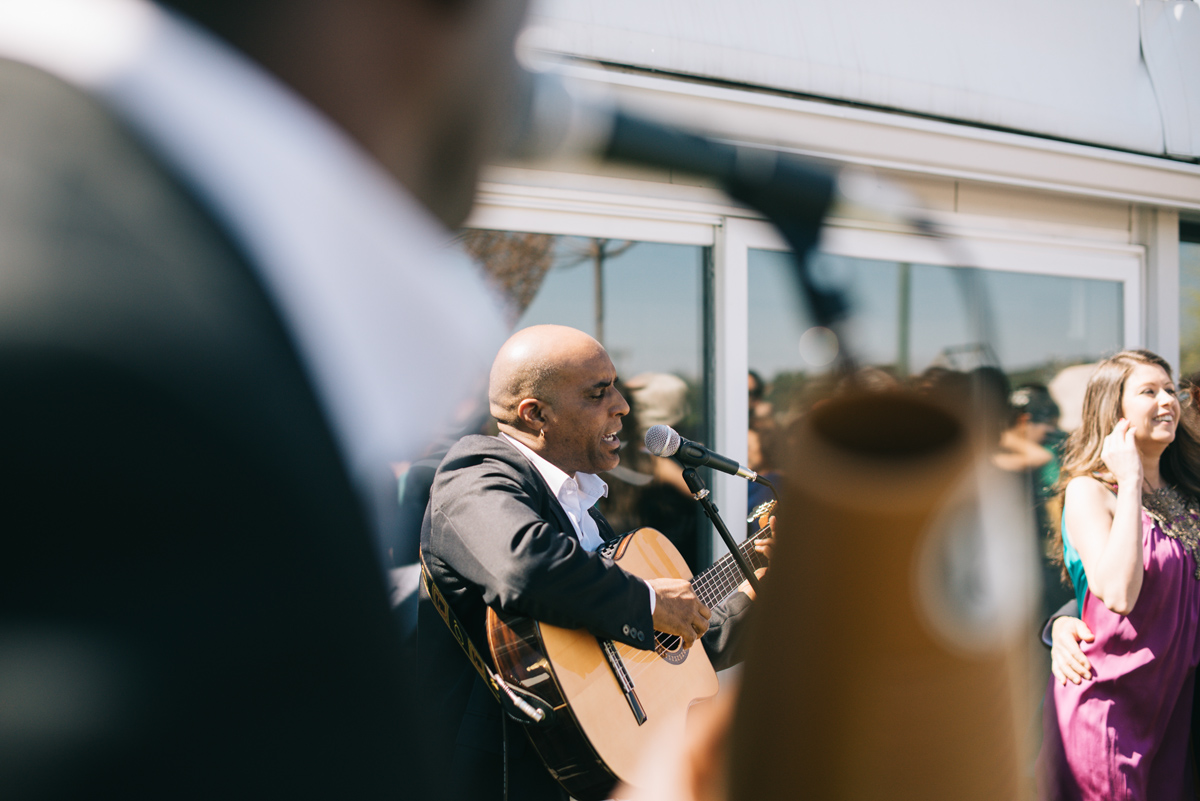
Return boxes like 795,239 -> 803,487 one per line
1048,350 -> 1200,583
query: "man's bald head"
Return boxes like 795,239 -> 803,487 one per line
489,325 -> 629,475
488,325 -> 604,425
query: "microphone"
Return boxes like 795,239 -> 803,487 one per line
505,70 -> 829,193
505,70 -> 832,220
504,70 -> 933,331
504,70 -> 919,217
644,424 -> 760,483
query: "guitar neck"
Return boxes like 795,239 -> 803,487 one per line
690,524 -> 770,609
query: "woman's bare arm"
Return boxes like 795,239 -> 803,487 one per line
1066,421 -> 1145,615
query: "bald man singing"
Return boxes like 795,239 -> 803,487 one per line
417,325 -> 757,801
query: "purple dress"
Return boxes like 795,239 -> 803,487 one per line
1040,510 -> 1200,800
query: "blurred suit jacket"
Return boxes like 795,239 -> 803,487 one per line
0,58 -> 413,799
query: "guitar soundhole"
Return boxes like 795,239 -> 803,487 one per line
653,632 -> 689,665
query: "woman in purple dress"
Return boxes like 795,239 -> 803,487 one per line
1040,350 -> 1200,800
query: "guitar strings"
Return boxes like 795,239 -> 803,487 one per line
689,529 -> 769,607
691,549 -> 760,607
618,519 -> 776,688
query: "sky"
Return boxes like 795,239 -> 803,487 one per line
518,237 -> 708,383
748,249 -> 1123,380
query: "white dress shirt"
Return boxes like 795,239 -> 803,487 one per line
500,433 -> 656,611
500,433 -> 609,550
0,0 -> 507,546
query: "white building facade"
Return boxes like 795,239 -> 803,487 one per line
468,0 -> 1200,561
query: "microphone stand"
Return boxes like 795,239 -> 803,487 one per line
680,467 -> 764,597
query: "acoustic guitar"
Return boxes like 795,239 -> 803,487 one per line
485,501 -> 774,801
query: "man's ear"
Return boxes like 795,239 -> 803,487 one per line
516,398 -> 549,431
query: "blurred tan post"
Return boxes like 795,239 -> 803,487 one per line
729,390 -> 1033,801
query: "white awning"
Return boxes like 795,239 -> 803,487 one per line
527,0 -> 1200,160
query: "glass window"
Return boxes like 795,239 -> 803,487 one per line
747,248 -> 1126,621
1180,221 -> 1200,378
465,231 -> 714,569
748,249 -> 1123,407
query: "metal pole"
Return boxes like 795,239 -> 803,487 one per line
680,467 -> 764,597
593,238 -> 606,345
897,262 -> 911,375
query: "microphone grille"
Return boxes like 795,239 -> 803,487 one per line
645,424 -> 681,457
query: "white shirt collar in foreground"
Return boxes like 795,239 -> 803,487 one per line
499,433 -> 609,547
0,0 -> 508,543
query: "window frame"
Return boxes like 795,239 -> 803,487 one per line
469,187 -> 1145,561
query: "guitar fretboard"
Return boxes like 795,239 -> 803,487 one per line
690,522 -> 771,609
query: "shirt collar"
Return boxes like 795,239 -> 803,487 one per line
500,433 -> 609,508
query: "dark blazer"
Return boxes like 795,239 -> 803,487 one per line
0,60 -> 413,799
418,434 -> 754,801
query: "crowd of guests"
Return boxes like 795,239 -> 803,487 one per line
746,364 -> 1071,607
748,353 -> 1200,800
408,347 -> 1200,801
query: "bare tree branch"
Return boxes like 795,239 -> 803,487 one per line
458,229 -> 557,324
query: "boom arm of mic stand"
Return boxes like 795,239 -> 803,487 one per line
603,113 -> 844,332
680,467 -> 764,598
722,162 -> 845,334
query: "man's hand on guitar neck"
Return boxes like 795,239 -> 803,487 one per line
737,568 -> 769,601
754,514 -> 777,560
648,578 -> 711,648
740,514 -> 776,600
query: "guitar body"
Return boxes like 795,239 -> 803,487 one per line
487,527 -> 720,801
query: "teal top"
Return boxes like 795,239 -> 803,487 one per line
1062,517 -> 1088,610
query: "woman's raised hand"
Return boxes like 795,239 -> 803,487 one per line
1100,419 -> 1144,489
